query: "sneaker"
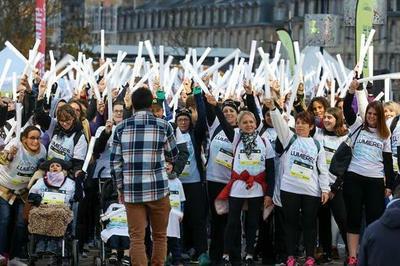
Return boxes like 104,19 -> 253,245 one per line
121,255 -> 131,266
244,258 -> 255,266
8,257 -> 28,266
346,256 -> 358,266
198,253 -> 211,266
304,257 -> 316,266
108,252 -> 118,264
286,256 -> 297,266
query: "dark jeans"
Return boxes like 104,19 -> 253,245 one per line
107,235 -> 130,250
224,196 -> 263,259
281,190 -> 320,258
167,237 -> 182,264
318,189 -> 347,255
182,182 -> 208,257
343,172 -> 385,234
255,206 -> 287,263
207,181 -> 228,262
0,197 -> 27,258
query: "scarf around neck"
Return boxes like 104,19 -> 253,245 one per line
240,130 -> 259,158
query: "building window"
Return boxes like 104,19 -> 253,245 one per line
213,7 -> 219,25
220,7 -> 227,24
294,0 -> 299,16
299,0 -> 304,16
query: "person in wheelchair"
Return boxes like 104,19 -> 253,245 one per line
27,158 -> 83,255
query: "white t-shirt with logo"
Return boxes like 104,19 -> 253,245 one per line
347,117 -> 391,178
167,178 -> 186,238
230,129 -> 275,198
0,139 -> 46,191
47,132 -> 87,161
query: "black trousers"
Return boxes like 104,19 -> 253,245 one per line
224,196 -> 263,259
343,171 -> 385,234
207,181 -> 228,262
182,182 -> 208,256
281,190 -> 320,258
318,189 -> 347,256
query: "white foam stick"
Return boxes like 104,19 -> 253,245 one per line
33,52 -> 43,69
12,72 -> 17,101
357,29 -> 376,76
107,85 -> 113,120
22,39 -> 40,76
293,41 -> 301,65
5,41 -> 28,64
42,54 -> 74,81
165,67 -> 178,97
374,91 -> 384,101
339,71 -> 355,98
316,51 -> 333,80
54,64 -> 75,82
329,61 -> 343,86
384,78 -> 390,102
316,72 -> 328,97
191,49 -> 197,68
247,40 -> 257,74
15,103 -> 22,141
330,79 -> 336,107
159,45 -> 164,88
4,123 -> 16,145
164,56 -> 173,70
196,47 -> 211,68
279,59 -> 285,95
137,41 -> 143,59
336,54 -> 347,81
358,73 -> 400,82
274,41 -> 281,60
130,65 -> 157,93
225,58 -> 244,98
258,48 -> 277,80
100,206 -> 126,221
200,49 -> 240,78
358,33 -> 366,77
144,40 -> 157,66
169,83 -> 184,108
0,59 -> 11,91
181,60 -> 211,95
94,58 -> 111,76
234,51 -> 239,67
49,50 -> 56,69
82,137 -> 96,173
100,29 -> 105,59
368,45 -> 374,81
286,54 -> 305,115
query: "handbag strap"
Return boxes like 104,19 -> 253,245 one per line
349,124 -> 363,149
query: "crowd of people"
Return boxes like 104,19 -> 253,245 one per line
0,53 -> 399,266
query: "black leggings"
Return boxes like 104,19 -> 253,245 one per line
318,189 -> 347,255
182,182 -> 208,256
343,171 -> 385,234
224,196 -> 263,259
207,181 -> 228,262
281,190 -> 320,258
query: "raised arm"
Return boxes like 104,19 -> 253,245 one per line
205,94 -> 235,142
266,99 -> 292,147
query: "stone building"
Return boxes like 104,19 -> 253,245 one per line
84,0 -> 400,96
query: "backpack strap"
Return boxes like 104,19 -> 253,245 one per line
278,135 -> 297,158
73,131 -> 84,146
390,115 -> 400,134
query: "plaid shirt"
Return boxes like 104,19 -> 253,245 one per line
110,110 -> 178,203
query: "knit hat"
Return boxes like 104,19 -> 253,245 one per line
222,99 -> 239,113
39,158 -> 72,171
175,107 -> 192,121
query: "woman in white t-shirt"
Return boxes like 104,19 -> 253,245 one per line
314,107 -> 349,262
266,98 -> 330,266
208,90 -> 275,265
0,126 -> 47,263
342,80 -> 395,266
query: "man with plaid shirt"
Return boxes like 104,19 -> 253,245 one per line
110,87 -> 179,266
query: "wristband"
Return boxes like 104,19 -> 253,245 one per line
156,90 -> 165,100
193,87 -> 202,95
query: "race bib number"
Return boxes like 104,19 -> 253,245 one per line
215,148 -> 233,169
393,155 -> 398,172
239,149 -> 261,166
324,146 -> 335,165
42,191 -> 66,205
110,214 -> 127,224
11,176 -> 30,186
290,160 -> 313,181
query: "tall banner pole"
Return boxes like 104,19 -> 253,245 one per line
355,0 -> 374,77
35,0 -> 46,75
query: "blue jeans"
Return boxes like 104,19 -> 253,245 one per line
0,197 -> 27,258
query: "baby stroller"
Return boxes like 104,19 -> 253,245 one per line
27,201 -> 80,266
94,178 -> 129,266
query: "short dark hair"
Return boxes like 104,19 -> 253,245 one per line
295,111 -> 315,126
132,87 -> 153,110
